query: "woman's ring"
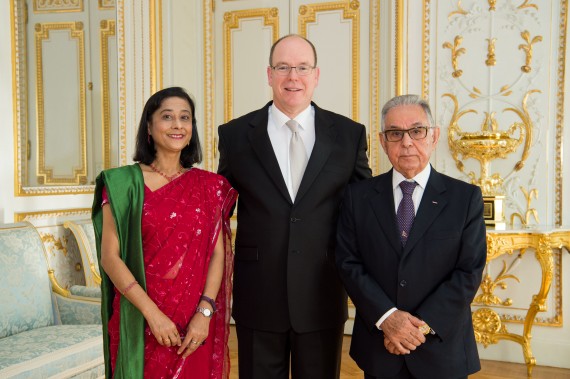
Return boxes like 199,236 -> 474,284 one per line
191,340 -> 198,345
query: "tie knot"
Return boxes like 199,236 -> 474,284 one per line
399,181 -> 417,195
286,119 -> 300,133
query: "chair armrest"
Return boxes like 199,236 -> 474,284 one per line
54,293 -> 102,325
70,285 -> 102,299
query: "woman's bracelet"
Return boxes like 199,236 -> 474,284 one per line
200,295 -> 217,313
121,280 -> 138,295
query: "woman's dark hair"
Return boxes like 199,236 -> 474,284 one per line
133,86 -> 202,167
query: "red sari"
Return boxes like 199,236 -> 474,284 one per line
106,168 -> 236,378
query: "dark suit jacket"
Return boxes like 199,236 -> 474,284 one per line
218,101 -> 371,333
336,167 -> 486,378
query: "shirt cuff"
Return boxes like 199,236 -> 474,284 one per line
376,307 -> 397,330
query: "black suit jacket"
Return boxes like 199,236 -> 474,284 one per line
336,168 -> 486,378
218,101 -> 371,333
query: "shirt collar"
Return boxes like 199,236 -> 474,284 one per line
392,164 -> 431,191
270,104 -> 313,130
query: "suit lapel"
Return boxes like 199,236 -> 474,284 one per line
294,103 -> 336,202
370,171 -> 401,254
248,102 -> 293,203
402,168 -> 447,256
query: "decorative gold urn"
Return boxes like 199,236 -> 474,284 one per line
444,92 -> 535,229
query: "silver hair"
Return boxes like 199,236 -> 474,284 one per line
380,94 -> 435,131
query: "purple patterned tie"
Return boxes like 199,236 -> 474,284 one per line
397,181 -> 417,246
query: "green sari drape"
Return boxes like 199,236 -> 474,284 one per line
92,164 -> 146,379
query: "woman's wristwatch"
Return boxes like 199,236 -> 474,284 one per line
196,307 -> 214,318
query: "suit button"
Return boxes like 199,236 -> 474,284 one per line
290,217 -> 301,223
291,250 -> 300,254
399,280 -> 407,287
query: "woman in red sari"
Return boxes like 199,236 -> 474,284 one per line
92,87 -> 237,379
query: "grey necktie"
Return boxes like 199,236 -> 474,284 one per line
286,119 -> 308,197
397,181 -> 417,246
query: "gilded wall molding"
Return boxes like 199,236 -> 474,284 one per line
395,0 -> 403,95
203,0 -> 215,171
298,1 -> 360,121
14,208 -> 91,222
99,0 -> 115,11
422,0 -> 431,100
369,0 -> 380,175
33,0 -> 83,13
12,0 -> 119,195
11,0 -> 30,195
223,8 -> 279,123
117,0 -> 127,166
35,22 -> 87,185
100,19 -> 116,169
149,0 -> 163,93
554,0 -> 568,226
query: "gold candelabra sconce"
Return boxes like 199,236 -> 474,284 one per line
444,90 -> 538,229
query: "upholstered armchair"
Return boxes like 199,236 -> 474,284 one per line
0,222 -> 104,378
64,219 -> 101,289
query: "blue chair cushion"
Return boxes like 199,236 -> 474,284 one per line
0,325 -> 103,378
0,225 -> 54,338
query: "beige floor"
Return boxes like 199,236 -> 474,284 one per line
227,326 -> 570,379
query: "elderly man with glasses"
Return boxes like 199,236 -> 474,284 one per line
217,34 -> 372,379
336,94 -> 487,379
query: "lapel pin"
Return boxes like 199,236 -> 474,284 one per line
432,201 -> 438,205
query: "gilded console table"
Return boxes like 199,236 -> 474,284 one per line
472,228 -> 570,377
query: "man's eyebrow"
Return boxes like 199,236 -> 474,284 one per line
385,122 -> 425,129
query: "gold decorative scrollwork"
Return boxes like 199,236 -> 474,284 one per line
518,0 -> 539,10
442,35 -> 465,78
473,308 -> 505,346
477,230 -> 568,376
510,187 -> 539,226
519,30 -> 542,73
485,38 -> 496,66
474,258 -> 521,306
445,90 -> 537,196
448,1 -> 468,18
40,232 -> 68,256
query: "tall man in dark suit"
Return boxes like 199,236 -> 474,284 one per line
217,34 -> 372,378
336,95 -> 486,379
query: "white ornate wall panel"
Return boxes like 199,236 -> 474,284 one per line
424,0 -> 567,228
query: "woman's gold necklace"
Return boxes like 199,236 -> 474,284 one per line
149,163 -> 184,182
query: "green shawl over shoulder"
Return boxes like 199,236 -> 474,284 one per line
92,164 -> 146,379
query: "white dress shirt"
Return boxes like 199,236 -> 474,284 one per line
267,104 -> 316,200
376,164 -> 432,329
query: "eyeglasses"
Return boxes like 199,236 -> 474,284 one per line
382,126 -> 432,142
271,65 -> 315,76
